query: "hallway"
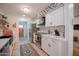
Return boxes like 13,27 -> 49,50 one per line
12,42 -> 48,56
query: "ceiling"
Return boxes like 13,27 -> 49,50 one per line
0,3 -> 50,19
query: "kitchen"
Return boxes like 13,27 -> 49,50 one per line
0,3 -> 74,56
30,3 -> 67,56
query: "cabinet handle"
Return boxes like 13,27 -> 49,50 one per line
48,44 -> 51,47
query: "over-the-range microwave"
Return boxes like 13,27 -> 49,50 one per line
38,17 -> 45,25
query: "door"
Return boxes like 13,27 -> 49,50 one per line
19,27 -> 24,37
19,21 -> 29,41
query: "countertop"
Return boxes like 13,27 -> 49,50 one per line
37,31 -> 49,34
41,34 -> 66,41
0,38 -> 10,50
0,36 -> 12,38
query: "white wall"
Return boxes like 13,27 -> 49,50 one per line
6,15 -> 32,56
7,15 -> 19,42
7,15 -> 20,56
7,15 -> 32,42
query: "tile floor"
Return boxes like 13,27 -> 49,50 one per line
12,42 -> 48,56
20,44 -> 39,56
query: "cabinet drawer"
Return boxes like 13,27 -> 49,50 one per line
49,38 -> 59,47
47,45 -> 59,56
41,37 -> 49,53
47,38 -> 59,55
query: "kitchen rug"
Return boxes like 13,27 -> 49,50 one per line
20,44 -> 39,56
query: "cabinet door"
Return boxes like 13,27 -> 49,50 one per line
47,38 -> 59,56
41,36 -> 49,53
51,6 -> 64,26
45,13 -> 52,27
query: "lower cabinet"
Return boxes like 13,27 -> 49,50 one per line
41,36 -> 49,53
41,35 -> 67,56
48,39 -> 59,56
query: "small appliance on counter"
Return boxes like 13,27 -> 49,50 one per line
54,29 -> 60,36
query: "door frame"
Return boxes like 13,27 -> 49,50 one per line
64,4 -> 74,56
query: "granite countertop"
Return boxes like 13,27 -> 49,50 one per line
41,34 -> 66,41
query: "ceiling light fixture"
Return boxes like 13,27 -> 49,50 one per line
23,7 -> 30,13
19,25 -> 23,28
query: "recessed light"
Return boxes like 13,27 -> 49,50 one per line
22,14 -> 26,17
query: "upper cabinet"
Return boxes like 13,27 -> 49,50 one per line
36,17 -> 45,27
45,13 -> 51,26
45,6 -> 64,27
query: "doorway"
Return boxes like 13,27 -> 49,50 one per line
19,21 -> 29,45
19,24 -> 24,44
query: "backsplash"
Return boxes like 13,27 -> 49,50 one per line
39,25 -> 65,37
40,25 -> 65,33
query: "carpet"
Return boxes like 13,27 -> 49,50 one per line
20,44 -> 39,56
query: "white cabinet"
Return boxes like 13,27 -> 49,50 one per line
46,6 -> 64,27
46,13 -> 52,26
41,34 -> 67,56
48,38 -> 59,55
41,35 -> 59,56
41,36 -> 49,54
